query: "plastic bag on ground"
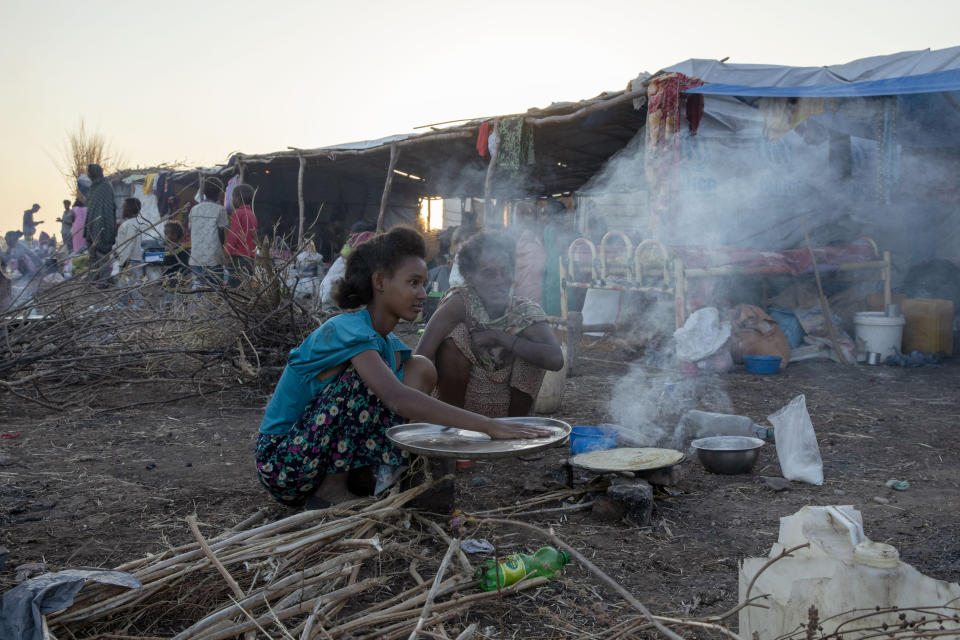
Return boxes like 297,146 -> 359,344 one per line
726,304 -> 790,369
674,307 -> 731,362
767,394 -> 823,485
0,569 -> 141,640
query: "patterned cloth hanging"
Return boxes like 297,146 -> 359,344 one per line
644,72 -> 705,238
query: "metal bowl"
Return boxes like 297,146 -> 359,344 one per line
690,436 -> 765,475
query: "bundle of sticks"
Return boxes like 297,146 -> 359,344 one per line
45,482 -> 538,640
0,252 -> 324,412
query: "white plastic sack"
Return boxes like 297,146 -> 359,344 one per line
767,394 -> 823,485
674,307 -> 731,362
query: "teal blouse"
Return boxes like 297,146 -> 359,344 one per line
259,308 -> 410,435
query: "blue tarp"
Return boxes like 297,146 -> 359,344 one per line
685,68 -> 960,98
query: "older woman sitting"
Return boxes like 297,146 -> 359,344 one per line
416,231 -> 563,417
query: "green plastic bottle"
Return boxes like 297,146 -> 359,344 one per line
477,546 -> 571,591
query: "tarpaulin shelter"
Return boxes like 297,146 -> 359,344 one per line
615,46 -> 960,269
209,86 -> 649,246
566,47 -> 960,328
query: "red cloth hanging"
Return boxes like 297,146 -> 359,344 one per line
476,122 -> 491,157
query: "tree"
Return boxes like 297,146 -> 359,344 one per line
58,119 -> 126,198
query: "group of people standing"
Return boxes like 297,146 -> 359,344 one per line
2,164 -> 261,311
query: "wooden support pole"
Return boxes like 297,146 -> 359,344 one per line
673,259 -> 686,329
566,311 -> 583,377
483,120 -> 499,228
297,154 -> 306,249
882,251 -> 892,306
526,88 -> 648,126
802,222 -> 849,364
559,256 -> 569,320
377,144 -> 400,232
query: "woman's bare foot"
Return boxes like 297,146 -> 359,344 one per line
308,471 -> 362,507
313,486 -> 362,505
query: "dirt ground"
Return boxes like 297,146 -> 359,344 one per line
2,338 -> 959,637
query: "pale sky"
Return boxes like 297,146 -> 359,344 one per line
2,0 -> 958,237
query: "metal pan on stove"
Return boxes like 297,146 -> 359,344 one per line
386,417 -> 570,459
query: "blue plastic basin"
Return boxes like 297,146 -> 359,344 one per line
743,355 -> 782,374
570,426 -> 618,454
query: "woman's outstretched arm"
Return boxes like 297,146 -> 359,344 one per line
350,350 -> 550,439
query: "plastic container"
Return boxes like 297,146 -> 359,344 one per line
739,506 -> 960,639
854,311 -> 904,358
743,355 -> 781,374
679,410 -> 772,442
902,298 -> 954,355
569,426 -> 618,454
477,546 -> 571,591
534,345 -> 568,413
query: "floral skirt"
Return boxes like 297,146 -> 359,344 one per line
255,366 -> 409,505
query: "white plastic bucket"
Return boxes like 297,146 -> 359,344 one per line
854,311 -> 904,357
534,346 -> 568,413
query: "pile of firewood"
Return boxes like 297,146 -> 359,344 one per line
0,259 -> 323,412
46,482 -> 541,640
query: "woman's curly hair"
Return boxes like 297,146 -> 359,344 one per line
332,226 -> 426,309
456,231 -> 516,279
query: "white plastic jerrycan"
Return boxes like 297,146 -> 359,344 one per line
739,505 -> 960,639
534,345 -> 567,414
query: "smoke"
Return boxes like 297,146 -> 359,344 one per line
605,357 -> 737,450
581,93 -> 960,269
587,91 -> 960,440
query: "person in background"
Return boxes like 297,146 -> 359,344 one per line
256,227 -> 550,508
22,204 -> 42,243
540,200 -> 574,316
3,231 -> 43,277
161,221 -> 191,306
83,163 -> 117,285
70,200 -> 88,254
416,231 -> 563,418
117,198 -> 163,279
57,200 -> 74,251
114,198 -> 150,308
425,226 -> 456,294
225,183 -> 258,286
0,264 -> 11,313
188,179 -> 228,288
319,221 -> 376,312
513,205 -> 546,304
37,232 -> 54,258
446,224 -> 479,289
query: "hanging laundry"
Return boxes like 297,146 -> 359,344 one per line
760,98 -> 826,141
644,72 -> 704,239
155,173 -> 169,215
496,117 -> 535,170
223,175 -> 240,213
476,121 -> 491,157
759,99 -> 792,140
143,172 -> 158,195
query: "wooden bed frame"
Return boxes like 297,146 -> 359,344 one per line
557,231 -> 893,330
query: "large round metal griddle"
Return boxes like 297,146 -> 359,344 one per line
386,417 -> 570,459
570,447 -> 684,473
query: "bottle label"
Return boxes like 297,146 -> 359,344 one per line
497,554 -> 528,586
